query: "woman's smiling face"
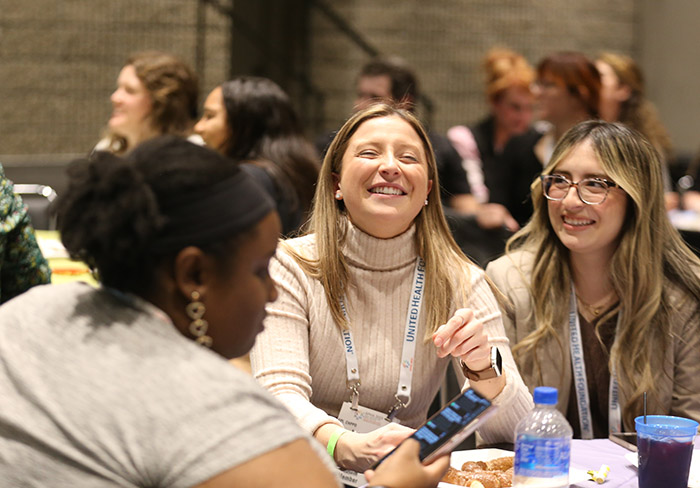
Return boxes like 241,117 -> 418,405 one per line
335,115 -> 433,239
109,65 -> 154,142
547,139 -> 628,262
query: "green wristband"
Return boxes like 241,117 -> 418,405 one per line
326,429 -> 347,459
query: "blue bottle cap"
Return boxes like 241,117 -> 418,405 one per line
534,386 -> 558,405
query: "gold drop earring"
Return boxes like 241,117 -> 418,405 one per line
186,290 -> 213,348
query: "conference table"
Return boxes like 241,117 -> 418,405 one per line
670,210 -> 700,257
568,437 -> 700,487
440,437 -> 700,487
33,232 -> 700,487
35,230 -> 96,285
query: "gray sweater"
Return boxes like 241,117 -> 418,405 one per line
0,282 -> 331,487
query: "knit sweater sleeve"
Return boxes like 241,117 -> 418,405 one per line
458,265 -> 534,444
249,243 -> 343,434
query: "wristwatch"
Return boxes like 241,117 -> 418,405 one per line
460,346 -> 503,381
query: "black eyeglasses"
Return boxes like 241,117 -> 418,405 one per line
540,174 -> 620,205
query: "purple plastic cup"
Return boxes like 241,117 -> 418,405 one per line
635,415 -> 698,488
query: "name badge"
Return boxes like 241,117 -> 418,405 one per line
336,402 -> 396,487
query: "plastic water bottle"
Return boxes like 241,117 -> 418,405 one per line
513,386 -> 573,488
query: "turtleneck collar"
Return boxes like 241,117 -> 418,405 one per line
342,219 -> 418,271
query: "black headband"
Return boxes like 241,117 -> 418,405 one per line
150,170 -> 275,252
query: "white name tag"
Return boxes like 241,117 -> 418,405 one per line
336,402 -> 396,487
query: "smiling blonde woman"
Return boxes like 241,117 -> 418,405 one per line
487,120 -> 700,439
250,103 -> 533,479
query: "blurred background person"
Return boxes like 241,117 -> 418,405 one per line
498,51 -> 601,227
96,51 -> 199,155
316,56 -> 476,217
596,51 -> 677,209
196,76 -> 320,237
448,47 -> 535,233
0,163 -> 51,303
679,147 -> 700,211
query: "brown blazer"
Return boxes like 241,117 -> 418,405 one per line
486,249 -> 700,431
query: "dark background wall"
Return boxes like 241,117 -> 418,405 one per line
639,0 -> 700,157
1,0 -> 698,194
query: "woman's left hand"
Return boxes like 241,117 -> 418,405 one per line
432,308 -> 491,372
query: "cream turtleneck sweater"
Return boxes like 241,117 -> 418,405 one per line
250,222 -> 532,444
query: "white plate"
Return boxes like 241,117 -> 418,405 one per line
439,448 -> 588,487
36,234 -> 69,259
624,450 -> 700,488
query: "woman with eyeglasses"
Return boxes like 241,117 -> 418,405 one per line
486,120 -> 700,439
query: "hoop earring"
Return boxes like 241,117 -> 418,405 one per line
186,290 -> 212,348
335,190 -> 343,200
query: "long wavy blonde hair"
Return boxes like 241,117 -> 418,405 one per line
506,120 -> 700,427
281,103 -> 475,339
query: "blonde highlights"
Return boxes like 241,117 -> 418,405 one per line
282,103 -> 475,338
507,120 -> 700,428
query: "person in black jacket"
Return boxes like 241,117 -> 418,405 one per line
448,47 -> 536,233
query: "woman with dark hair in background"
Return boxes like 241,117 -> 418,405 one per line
96,51 -> 199,154
0,136 -> 447,488
195,76 -> 320,236
499,51 -> 601,227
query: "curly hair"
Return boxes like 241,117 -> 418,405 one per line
106,51 -> 198,154
57,137 -> 246,297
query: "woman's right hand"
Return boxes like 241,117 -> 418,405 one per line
334,422 -> 415,472
365,438 -> 450,488
475,203 -> 519,232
